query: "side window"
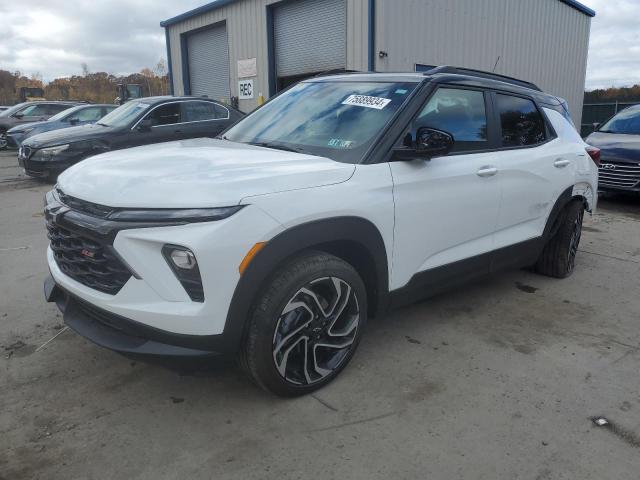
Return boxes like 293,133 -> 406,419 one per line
182,101 -> 217,122
17,104 -> 48,116
74,107 -> 103,122
406,88 -> 488,153
46,104 -> 71,115
495,94 -> 546,147
145,103 -> 181,127
214,103 -> 229,119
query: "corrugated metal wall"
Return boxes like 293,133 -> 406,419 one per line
375,0 -> 591,125
166,0 -> 370,112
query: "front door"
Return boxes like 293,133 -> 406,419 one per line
389,87 -> 501,291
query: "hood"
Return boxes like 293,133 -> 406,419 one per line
585,132 -> 640,163
7,120 -> 49,133
57,138 -> 355,208
23,123 -> 115,148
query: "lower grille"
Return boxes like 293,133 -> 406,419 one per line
47,220 -> 131,295
598,161 -> 640,189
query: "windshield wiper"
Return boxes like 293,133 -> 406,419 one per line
249,141 -> 302,153
96,122 -> 108,127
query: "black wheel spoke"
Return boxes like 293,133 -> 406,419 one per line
567,209 -> 584,272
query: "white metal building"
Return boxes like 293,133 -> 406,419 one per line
161,0 -> 594,124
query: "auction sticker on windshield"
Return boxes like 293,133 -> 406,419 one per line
342,94 -> 391,110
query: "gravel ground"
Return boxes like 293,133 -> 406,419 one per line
1,149 -> 639,479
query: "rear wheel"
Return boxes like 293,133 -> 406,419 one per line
240,251 -> 366,396
534,200 -> 584,278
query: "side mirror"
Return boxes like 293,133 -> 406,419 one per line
592,122 -> 600,132
392,127 -> 454,161
69,118 -> 79,125
13,113 -> 24,119
137,119 -> 152,132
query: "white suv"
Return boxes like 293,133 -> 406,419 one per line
44,67 -> 599,396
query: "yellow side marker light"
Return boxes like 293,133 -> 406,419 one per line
239,242 -> 266,275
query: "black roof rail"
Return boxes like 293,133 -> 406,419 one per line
425,66 -> 542,92
313,69 -> 364,77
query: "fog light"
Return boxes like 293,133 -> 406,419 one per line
162,245 -> 204,302
169,248 -> 197,269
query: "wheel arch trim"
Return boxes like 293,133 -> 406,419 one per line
222,216 -> 390,354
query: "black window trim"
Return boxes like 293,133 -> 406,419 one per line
130,99 -> 230,130
391,83 -> 497,159
488,90 -> 558,152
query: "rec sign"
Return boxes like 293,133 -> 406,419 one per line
238,79 -> 254,99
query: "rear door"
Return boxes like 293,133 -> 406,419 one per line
180,100 -> 230,138
490,93 -> 577,253
389,86 -> 502,290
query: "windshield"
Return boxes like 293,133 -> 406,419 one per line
223,81 -> 418,163
97,101 -> 150,128
599,107 -> 640,135
0,102 -> 28,118
48,106 -> 81,122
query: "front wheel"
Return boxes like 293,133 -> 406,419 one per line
240,251 -> 367,396
534,200 -> 585,278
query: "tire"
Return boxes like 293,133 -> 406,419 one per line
534,200 -> 584,278
240,251 -> 367,396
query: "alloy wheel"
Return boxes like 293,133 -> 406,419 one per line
272,276 -> 360,386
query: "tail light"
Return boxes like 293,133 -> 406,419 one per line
586,146 -> 601,167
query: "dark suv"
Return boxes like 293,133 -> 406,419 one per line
0,101 -> 81,149
19,96 -> 243,180
585,104 -> 640,194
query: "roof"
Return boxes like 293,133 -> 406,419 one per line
309,69 -> 562,105
160,0 -> 595,27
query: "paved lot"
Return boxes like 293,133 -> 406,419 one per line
1,148 -> 639,479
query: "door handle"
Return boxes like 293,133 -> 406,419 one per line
477,166 -> 498,177
554,158 -> 571,168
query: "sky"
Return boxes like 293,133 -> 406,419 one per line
0,0 -> 637,91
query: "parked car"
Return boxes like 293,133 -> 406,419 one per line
585,104 -> 640,194
0,101 -> 81,149
6,104 -> 117,149
19,96 -> 243,179
43,68 -> 598,396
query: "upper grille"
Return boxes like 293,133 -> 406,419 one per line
47,219 -> 131,295
598,160 -> 640,189
56,189 -> 114,218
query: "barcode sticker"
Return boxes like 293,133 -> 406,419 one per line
342,94 -> 391,110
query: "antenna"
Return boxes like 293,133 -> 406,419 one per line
492,56 -> 501,73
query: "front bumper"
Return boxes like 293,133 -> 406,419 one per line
45,275 -> 226,358
18,153 -> 73,178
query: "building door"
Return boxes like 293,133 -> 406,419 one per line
187,23 -> 230,103
274,0 -> 346,91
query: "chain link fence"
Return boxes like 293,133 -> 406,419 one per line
581,101 -> 639,138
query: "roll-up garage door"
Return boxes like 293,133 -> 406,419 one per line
187,23 -> 230,103
274,0 -> 346,78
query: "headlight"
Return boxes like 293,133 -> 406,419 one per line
107,205 -> 244,223
36,144 -> 69,161
22,127 -> 34,134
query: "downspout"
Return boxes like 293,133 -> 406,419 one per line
368,0 -> 375,71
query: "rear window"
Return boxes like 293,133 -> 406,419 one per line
496,94 -> 546,147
